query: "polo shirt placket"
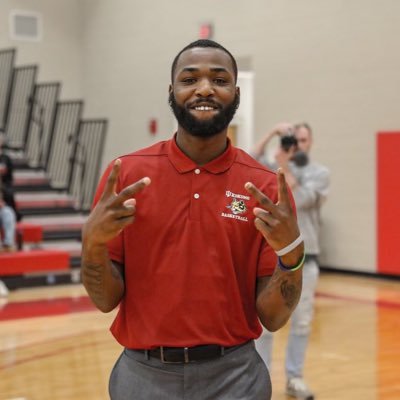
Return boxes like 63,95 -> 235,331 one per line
190,168 -> 203,222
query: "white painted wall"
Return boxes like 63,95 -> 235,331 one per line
0,0 -> 83,99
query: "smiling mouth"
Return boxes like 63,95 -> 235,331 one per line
189,101 -> 220,113
193,105 -> 217,111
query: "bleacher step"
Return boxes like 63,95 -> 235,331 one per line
16,191 -> 77,215
0,249 -> 70,276
21,213 -> 86,240
14,169 -> 52,191
39,239 -> 82,267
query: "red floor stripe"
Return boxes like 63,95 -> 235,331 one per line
0,296 -> 95,321
316,292 -> 400,309
0,291 -> 399,323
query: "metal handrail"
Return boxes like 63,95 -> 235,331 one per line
27,95 -> 46,166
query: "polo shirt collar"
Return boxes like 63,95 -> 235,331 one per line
168,134 -> 236,174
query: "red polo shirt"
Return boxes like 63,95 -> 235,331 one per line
94,137 -> 281,349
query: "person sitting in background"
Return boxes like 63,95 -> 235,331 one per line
0,133 -> 21,221
0,178 -> 17,297
252,122 -> 330,400
0,178 -> 16,253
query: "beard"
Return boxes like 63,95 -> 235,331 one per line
168,92 -> 240,138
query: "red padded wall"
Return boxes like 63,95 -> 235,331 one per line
377,132 -> 400,275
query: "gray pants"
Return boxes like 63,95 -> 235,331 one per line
109,341 -> 271,400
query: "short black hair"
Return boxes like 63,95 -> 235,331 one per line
171,39 -> 238,83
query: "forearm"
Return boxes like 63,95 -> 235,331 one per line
256,246 -> 304,331
246,168 -> 304,331
252,131 -> 275,159
257,267 -> 302,331
81,242 -> 125,313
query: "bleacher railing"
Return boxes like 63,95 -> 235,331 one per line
0,49 -> 15,131
45,100 -> 83,189
25,82 -> 60,168
0,48 -> 108,212
4,65 -> 37,149
69,119 -> 107,211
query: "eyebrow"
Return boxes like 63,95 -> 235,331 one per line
180,67 -> 230,74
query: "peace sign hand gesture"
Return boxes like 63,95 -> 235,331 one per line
245,169 -> 303,264
82,159 -> 151,247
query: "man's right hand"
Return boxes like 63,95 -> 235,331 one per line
82,159 -> 151,247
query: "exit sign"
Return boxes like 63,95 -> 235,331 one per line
199,23 -> 213,39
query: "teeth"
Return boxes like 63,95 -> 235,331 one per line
194,106 -> 214,111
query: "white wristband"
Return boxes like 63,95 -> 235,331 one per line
275,234 -> 303,257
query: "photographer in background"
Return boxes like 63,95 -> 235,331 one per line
252,122 -> 330,400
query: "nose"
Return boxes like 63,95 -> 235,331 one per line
195,78 -> 214,97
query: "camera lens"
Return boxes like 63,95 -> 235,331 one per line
280,135 -> 298,151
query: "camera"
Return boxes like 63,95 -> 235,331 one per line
279,132 -> 309,167
280,134 -> 298,152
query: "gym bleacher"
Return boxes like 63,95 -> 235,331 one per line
0,47 -> 107,290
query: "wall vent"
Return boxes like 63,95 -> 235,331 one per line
9,10 -> 42,42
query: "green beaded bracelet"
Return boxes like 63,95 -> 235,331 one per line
278,252 -> 306,272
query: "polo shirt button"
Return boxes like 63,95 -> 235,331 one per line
194,168 -> 201,174
194,193 -> 200,199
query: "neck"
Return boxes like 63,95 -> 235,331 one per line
175,128 -> 228,166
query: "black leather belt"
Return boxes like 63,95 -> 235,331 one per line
135,343 -> 243,364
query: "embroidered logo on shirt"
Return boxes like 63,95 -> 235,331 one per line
227,198 -> 247,215
221,190 -> 250,222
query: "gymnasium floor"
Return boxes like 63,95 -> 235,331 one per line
0,272 -> 399,400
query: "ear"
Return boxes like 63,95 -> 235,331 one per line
236,86 -> 240,96
168,84 -> 173,94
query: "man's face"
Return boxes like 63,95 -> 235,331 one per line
294,126 -> 313,153
169,47 -> 239,138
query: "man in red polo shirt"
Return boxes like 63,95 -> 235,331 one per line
82,39 -> 305,400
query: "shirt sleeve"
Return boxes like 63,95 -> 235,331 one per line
91,162 -> 124,264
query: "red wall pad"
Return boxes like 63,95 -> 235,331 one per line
377,131 -> 400,275
0,250 -> 70,276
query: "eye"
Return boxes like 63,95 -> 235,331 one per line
214,78 -> 228,85
181,77 -> 196,84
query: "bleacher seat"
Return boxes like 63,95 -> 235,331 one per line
16,222 -> 43,248
0,249 -> 70,276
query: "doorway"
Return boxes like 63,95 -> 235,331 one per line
230,71 -> 254,152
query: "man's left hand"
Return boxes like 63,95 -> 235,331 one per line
244,169 -> 302,257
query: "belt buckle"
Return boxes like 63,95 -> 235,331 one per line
160,346 -> 190,364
